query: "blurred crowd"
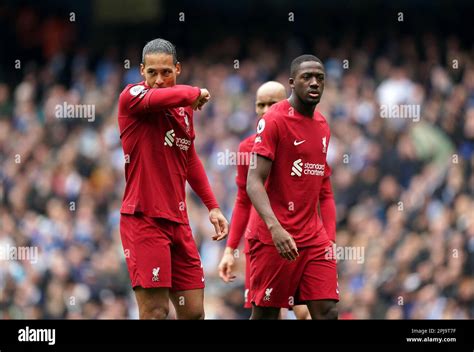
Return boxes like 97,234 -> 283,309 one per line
0,6 -> 473,319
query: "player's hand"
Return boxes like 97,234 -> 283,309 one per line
270,225 -> 299,261
192,88 -> 211,110
218,246 -> 236,282
209,208 -> 229,241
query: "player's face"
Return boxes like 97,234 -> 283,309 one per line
289,61 -> 325,105
140,53 -> 181,88
255,95 -> 281,117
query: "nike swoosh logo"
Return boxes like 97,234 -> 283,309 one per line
294,140 -> 306,146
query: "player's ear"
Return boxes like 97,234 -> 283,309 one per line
289,77 -> 295,89
140,63 -> 145,78
175,62 -> 181,76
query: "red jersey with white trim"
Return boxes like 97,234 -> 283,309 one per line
246,99 -> 334,247
118,82 -> 201,224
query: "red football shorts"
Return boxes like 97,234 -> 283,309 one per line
248,238 -> 339,308
120,213 -> 204,291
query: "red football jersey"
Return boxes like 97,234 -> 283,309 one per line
118,81 -> 210,224
246,99 -> 334,247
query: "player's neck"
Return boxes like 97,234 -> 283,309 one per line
288,95 -> 316,118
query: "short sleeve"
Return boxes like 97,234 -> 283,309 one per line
251,117 -> 279,161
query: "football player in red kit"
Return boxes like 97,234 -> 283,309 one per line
218,81 -> 311,319
246,55 -> 339,319
118,38 -> 228,319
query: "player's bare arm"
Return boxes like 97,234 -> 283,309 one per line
247,155 -> 298,261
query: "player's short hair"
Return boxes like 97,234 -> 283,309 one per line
290,55 -> 323,77
142,38 -> 178,64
